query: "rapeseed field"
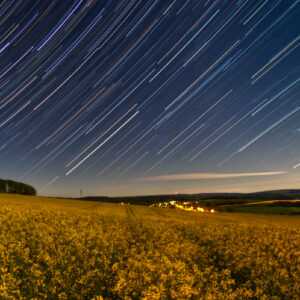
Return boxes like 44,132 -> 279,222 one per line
0,194 -> 299,299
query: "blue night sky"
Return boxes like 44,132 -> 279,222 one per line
0,0 -> 299,197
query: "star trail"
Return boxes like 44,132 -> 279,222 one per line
0,0 -> 299,197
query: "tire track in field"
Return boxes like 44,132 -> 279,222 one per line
150,207 -> 169,218
125,204 -> 136,218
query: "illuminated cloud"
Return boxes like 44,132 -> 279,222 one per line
138,172 -> 287,182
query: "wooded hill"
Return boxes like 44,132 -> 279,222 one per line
0,179 -> 36,195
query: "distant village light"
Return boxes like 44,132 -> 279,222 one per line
153,200 -> 216,213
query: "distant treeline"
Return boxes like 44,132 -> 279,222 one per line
80,189 -> 300,206
0,179 -> 36,196
264,201 -> 300,207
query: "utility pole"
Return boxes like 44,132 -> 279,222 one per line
80,189 -> 82,198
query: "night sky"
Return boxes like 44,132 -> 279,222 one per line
0,0 -> 299,197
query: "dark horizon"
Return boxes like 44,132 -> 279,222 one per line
45,187 -> 300,200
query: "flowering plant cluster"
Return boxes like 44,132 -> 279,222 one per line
0,195 -> 299,299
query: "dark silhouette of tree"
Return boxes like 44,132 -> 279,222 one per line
0,179 -> 36,195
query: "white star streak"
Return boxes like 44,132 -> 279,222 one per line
66,111 -> 139,175
40,176 -> 59,191
239,107 -> 300,152
0,101 -> 31,128
293,163 -> 300,169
